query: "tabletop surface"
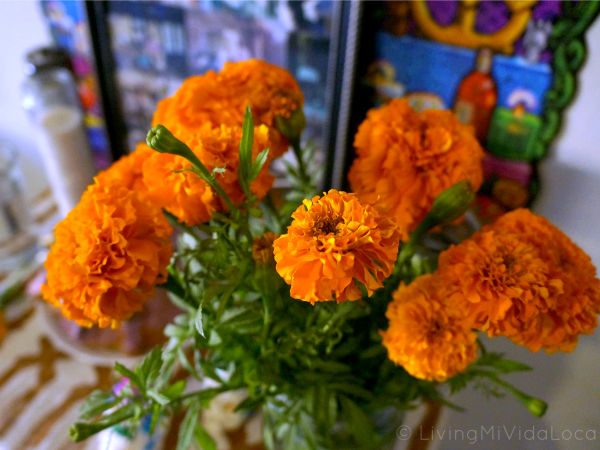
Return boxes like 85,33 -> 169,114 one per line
0,299 -> 265,450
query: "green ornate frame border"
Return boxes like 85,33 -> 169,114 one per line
535,0 -> 600,160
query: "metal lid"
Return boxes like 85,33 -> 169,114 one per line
24,47 -> 72,75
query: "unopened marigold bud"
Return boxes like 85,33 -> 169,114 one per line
274,107 -> 306,143
147,124 -> 212,181
424,180 -> 476,229
510,388 -> 548,418
399,181 -> 475,265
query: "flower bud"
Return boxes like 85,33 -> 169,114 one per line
399,181 -> 475,265
423,180 -> 476,230
146,124 -> 209,178
274,107 -> 306,143
513,391 -> 548,418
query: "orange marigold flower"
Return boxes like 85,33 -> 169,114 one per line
491,209 -> 600,353
253,232 -> 279,264
41,181 -> 173,329
273,190 -> 400,304
143,149 -> 217,227
142,122 -> 273,225
438,230 -> 561,338
153,59 -> 303,159
348,99 -> 484,241
95,143 -> 153,192
381,274 -> 478,382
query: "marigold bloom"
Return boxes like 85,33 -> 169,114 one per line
438,230 -> 561,337
95,143 -> 153,192
273,190 -> 400,304
348,99 -> 484,240
491,209 -> 600,353
143,122 -> 273,225
253,232 -> 279,264
41,181 -> 173,329
439,208 -> 600,353
153,59 -> 303,159
381,274 -> 478,382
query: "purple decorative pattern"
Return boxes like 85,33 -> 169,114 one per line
475,1 -> 511,34
424,1 -> 561,38
426,0 -> 457,26
419,1 -> 563,63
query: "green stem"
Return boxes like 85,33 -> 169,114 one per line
70,403 -> 148,442
482,373 -> 547,417
178,386 -> 229,402
290,137 -> 311,191
147,125 -> 239,216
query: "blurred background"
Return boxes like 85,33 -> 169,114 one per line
0,0 -> 600,450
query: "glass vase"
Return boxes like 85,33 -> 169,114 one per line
264,402 -> 403,450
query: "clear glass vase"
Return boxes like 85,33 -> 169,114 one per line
264,402 -> 403,450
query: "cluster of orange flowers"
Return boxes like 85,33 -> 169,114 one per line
42,60 -> 301,328
273,190 -> 401,304
41,60 -> 600,388
348,98 -> 484,241
439,209 -> 600,353
382,208 -> 600,381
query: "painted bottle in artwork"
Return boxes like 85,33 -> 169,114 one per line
453,47 -> 497,143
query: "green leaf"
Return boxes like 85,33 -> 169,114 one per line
339,396 -> 375,447
71,402 -> 139,442
238,105 -> 254,197
79,390 -> 119,420
219,304 -> 262,326
149,403 -> 161,435
204,283 -> 230,304
249,207 -> 263,218
299,412 -> 318,449
178,346 -> 200,380
161,379 -> 187,400
136,347 -> 163,389
249,148 -> 270,182
263,418 -> 275,450
161,272 -> 192,309
177,401 -> 202,450
329,383 -> 375,401
208,329 -> 222,346
195,306 -> 205,338
165,323 -> 189,339
147,389 -> 171,406
195,422 -> 217,450
215,286 -> 237,321
310,360 -> 351,374
114,363 -> 142,389
234,395 -> 264,413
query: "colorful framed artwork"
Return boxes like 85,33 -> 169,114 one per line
350,1 -> 599,220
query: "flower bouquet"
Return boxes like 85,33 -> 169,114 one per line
41,60 -> 600,450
